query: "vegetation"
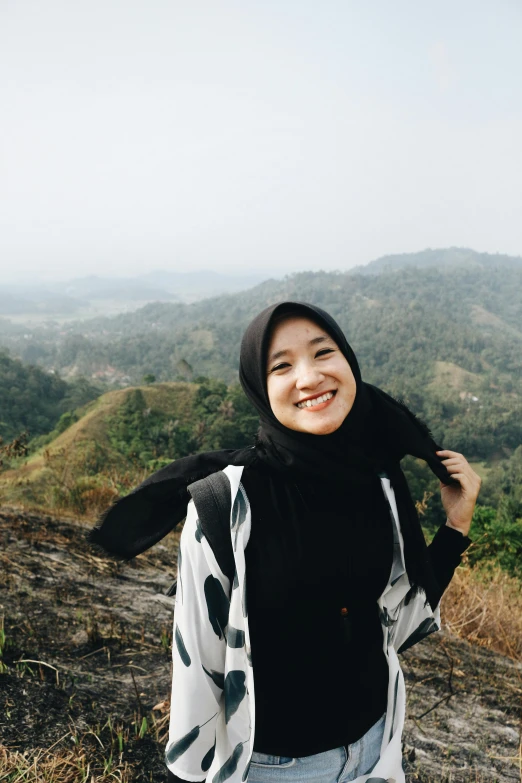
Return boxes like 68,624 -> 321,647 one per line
0,380 -> 259,516
0,255 -> 520,581
1,251 -> 521,781
105,379 -> 258,469
0,351 -> 101,444
442,562 -> 522,661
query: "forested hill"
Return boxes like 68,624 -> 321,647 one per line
358,247 -> 522,274
1,262 -> 521,461
0,352 -> 100,441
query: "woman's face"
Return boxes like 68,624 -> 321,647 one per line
266,316 -> 357,435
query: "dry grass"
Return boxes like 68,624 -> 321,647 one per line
0,707 -> 171,782
442,561 -> 522,662
0,742 -> 131,783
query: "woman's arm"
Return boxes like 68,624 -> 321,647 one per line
426,524 -> 471,608
424,450 -> 481,608
166,499 -> 228,782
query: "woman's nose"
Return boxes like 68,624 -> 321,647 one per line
295,364 -> 325,390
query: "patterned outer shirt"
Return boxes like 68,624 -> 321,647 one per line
165,465 -> 442,783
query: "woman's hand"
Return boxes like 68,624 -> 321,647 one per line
436,450 -> 481,537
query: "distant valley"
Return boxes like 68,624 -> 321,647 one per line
0,269 -> 271,322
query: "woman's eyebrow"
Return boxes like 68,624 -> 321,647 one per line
268,335 -> 332,363
269,349 -> 288,363
309,335 -> 331,347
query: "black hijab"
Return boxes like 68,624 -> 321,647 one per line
89,301 -> 456,601
239,301 -> 452,484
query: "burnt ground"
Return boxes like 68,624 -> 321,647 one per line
0,507 -> 521,782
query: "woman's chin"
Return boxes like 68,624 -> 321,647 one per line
296,415 -> 344,436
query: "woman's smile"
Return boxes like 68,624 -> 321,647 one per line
295,389 -> 337,410
266,316 -> 356,435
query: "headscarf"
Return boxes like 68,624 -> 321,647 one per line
89,300 -> 456,600
239,301 -> 453,484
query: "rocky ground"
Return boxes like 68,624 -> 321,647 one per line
0,508 -> 520,782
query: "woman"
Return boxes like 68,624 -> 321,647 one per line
90,302 -> 480,783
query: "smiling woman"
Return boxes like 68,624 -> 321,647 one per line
90,300 -> 480,783
266,315 -> 357,434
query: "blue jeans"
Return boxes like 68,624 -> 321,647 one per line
247,713 -> 386,783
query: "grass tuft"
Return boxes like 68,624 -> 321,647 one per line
442,561 -> 522,661
0,741 -> 131,782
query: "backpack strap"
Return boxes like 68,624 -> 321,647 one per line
165,471 -> 234,596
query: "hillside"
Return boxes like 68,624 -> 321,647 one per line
2,264 -> 520,386
358,247 -> 522,274
2,264 -> 520,463
0,351 -> 101,442
0,380 -> 258,514
0,262 -> 521,518
2,375 -> 521,584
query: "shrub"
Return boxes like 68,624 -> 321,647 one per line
467,503 -> 522,578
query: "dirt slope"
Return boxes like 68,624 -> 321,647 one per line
0,508 -> 520,782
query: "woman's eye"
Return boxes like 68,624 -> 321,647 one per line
316,348 -> 334,358
270,362 -> 291,372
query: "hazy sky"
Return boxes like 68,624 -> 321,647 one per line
1,0 -> 521,282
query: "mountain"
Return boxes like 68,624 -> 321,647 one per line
1,260 -> 521,462
138,269 -> 270,299
358,247 -> 522,274
0,270 -> 273,318
0,286 -> 87,316
55,276 -> 180,302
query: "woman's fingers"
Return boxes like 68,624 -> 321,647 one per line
436,449 -> 462,458
437,451 -> 476,472
436,450 -> 481,497
437,452 -> 468,467
440,458 -> 466,469
444,460 -> 472,475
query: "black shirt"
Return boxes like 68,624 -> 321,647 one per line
241,463 -> 470,757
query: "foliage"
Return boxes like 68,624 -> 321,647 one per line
0,432 -> 28,472
1,380 -> 258,515
1,262 -> 520,576
37,442 -> 134,516
478,445 -> 522,514
105,380 -> 258,471
0,350 -> 101,442
406,444 -> 522,578
466,503 -> 522,578
2,266 -> 520,469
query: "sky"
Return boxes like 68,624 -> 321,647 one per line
1,0 -> 521,282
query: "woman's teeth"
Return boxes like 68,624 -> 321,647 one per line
297,391 -> 334,409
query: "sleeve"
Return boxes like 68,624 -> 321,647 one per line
426,523 -> 472,608
165,499 -> 229,782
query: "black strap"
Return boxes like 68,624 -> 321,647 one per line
165,471 -> 234,596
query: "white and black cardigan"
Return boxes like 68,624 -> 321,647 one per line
166,465 -> 443,783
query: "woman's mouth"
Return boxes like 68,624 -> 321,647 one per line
296,391 -> 336,410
